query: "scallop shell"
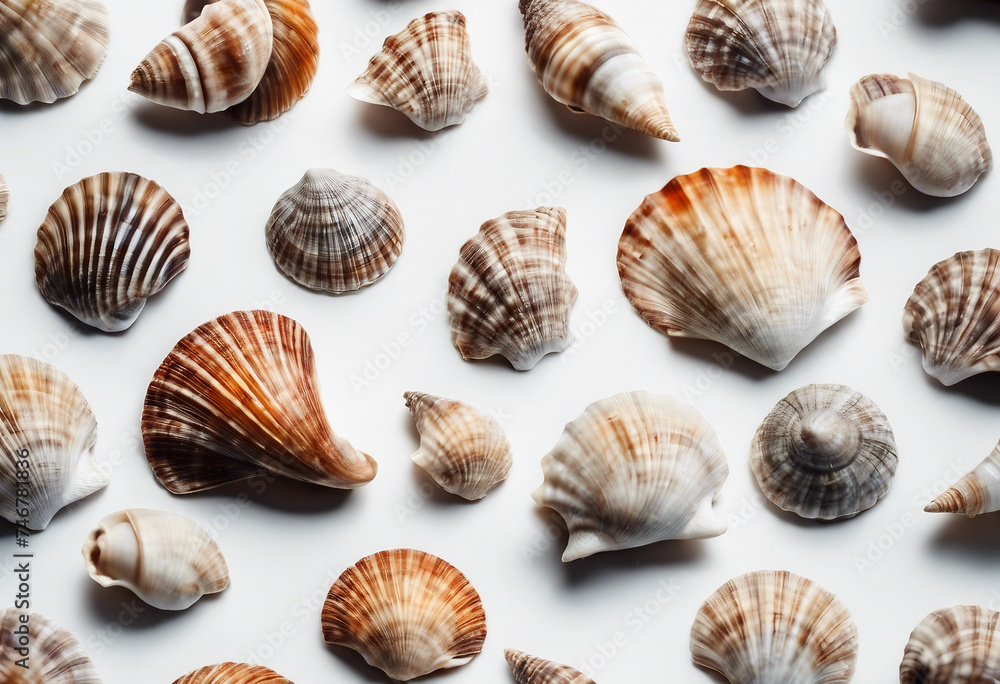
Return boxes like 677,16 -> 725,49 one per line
505,649 -> 595,684
617,166 -> 868,371
404,391 -> 513,501
751,384 -> 898,521
0,609 -> 101,683
0,173 -> 7,223
448,207 -> 578,371
847,73 -> 991,198
173,663 -> 292,684
348,10 -> 488,131
925,439 -> 1000,516
0,0 -> 110,105
82,508 -> 229,610
265,169 -> 404,294
900,606 -> 1000,683
691,570 -> 859,684
520,0 -> 679,141
903,249 -> 1000,386
34,172 -> 191,333
685,0 -> 836,107
322,548 -> 487,681
141,310 -> 377,494
533,391 -> 729,562
130,0 -> 274,113
0,355 -> 107,530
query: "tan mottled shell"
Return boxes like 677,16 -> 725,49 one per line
847,73 -> 991,197
0,173 -> 7,222
691,570 -> 858,684
404,392 -> 513,501
448,207 -> 578,371
520,0 -> 678,141
265,169 -> 404,294
0,0 -> 110,105
617,166 -> 868,371
505,649 -> 595,684
0,610 -> 101,683
141,310 -> 377,494
348,11 -> 488,131
533,391 -> 729,562
900,606 -> 1000,683
322,548 -> 487,681
34,172 -> 190,333
926,440 -> 1000,516
172,662 -> 293,683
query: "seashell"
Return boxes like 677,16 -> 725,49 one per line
173,663 -> 292,683
0,0 -> 110,105
900,605 -> 1000,683
618,166 -> 868,371
82,508 -> 229,610
141,310 -> 377,493
691,570 -> 859,684
0,355 -> 107,530
448,207 -> 578,371
533,391 -> 728,562
322,548 -> 486,681
520,0 -> 679,141
0,609 -> 101,683
685,0 -> 837,107
847,73 -> 991,198
0,173 -> 7,223
925,439 -> 1000,516
903,249 -> 1000,386
130,0 -> 273,113
751,384 -> 898,521
34,172 -> 190,333
404,391 -> 513,500
265,169 -> 404,294
348,11 -> 488,131
505,649 -> 595,684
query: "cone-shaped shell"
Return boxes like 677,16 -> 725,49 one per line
519,0 -> 679,141
141,310 -> 377,493
172,663 -> 292,683
618,166 -> 868,371
82,508 -> 229,610
448,207 -> 578,371
34,172 -> 191,333
752,384 -> 898,520
900,606 -> 1000,683
926,440 -> 1000,516
129,0 -> 273,113
533,391 -> 729,562
322,548 -> 487,681
0,610 -> 101,683
0,173 -> 7,223
348,11 -> 488,131
265,169 -> 404,294
0,0 -> 110,105
847,73 -> 991,198
505,649 -> 595,684
685,0 -> 836,107
691,570 -> 859,684
0,355 -> 107,530
404,391 -> 513,500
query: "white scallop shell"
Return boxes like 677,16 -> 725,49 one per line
926,439 -> 1000,516
0,609 -> 102,683
900,606 -> 1000,683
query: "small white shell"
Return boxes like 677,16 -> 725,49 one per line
926,439 -> 1000,516
0,174 -> 8,223
505,649 -> 595,684
900,606 -> 1000,683
0,609 -> 102,683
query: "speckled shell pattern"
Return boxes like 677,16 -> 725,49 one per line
900,606 -> 1000,684
0,0 -> 110,105
0,173 -> 7,222
0,609 -> 102,683
519,0 -> 679,141
691,570 -> 859,684
141,310 -> 378,494
321,548 -> 487,682
172,662 -> 293,684
34,172 -> 191,333
617,166 -> 868,371
505,649 -> 596,684
926,440 -> 1000,516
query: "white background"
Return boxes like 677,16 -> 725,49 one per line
2,0 -> 1000,681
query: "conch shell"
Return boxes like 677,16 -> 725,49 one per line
505,649 -> 594,684
0,173 -> 8,222
926,439 -> 1000,516
0,609 -> 101,683
900,606 -> 1000,683
173,662 -> 292,683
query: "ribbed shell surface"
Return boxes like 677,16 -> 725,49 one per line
0,173 -> 7,222
900,606 -> 1000,684
172,662 -> 293,684
505,649 -> 596,684
0,610 -> 101,683
926,440 -> 1000,516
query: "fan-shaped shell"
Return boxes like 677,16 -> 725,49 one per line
505,649 -> 595,684
34,172 -> 191,333
348,10 -> 488,131
322,548 -> 487,681
751,384 -> 898,520
0,355 -> 107,530
685,0 -> 836,107
265,169 -> 404,294
847,73 -> 991,198
0,609 -> 101,683
141,310 -> 377,494
617,166 -> 868,371
926,439 -> 1000,516
520,0 -> 679,141
691,570 -> 859,684
448,207 -> 578,371
533,391 -> 728,562
173,663 -> 292,683
404,391 -> 513,501
900,606 -> 1000,683
0,173 -> 7,223
0,0 -> 109,105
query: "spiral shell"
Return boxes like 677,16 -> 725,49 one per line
172,663 -> 292,683
900,606 -> 1000,683
505,650 -> 595,684
0,610 -> 101,683
926,439 -> 1000,516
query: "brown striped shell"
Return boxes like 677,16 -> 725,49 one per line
926,439 -> 1000,516
505,650 -> 595,684
172,662 -> 292,683
322,549 -> 487,681
900,606 -> 1000,683
141,310 -> 377,494
0,610 -> 101,683
34,172 -> 190,333
0,173 -> 7,223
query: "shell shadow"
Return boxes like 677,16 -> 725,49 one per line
322,643 -> 394,683
176,477 -> 355,514
132,101 -> 243,136
918,0 -> 1000,24
352,101 -> 437,141
0,96 -> 78,114
694,665 -> 734,684
922,370 -> 1000,406
691,75 -> 793,116
82,579 -> 192,630
850,154 -> 978,213
663,337 -> 775,382
408,461 -> 481,507
927,513 -> 1000,562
